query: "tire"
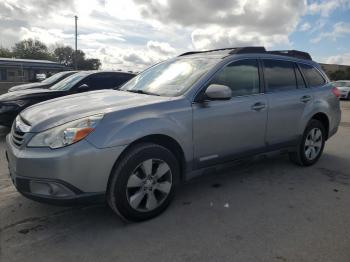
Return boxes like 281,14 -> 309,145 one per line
289,119 -> 326,166
347,93 -> 350,100
107,143 -> 180,222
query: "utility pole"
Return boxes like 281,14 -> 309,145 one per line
74,15 -> 78,70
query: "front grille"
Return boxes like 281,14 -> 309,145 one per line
11,116 -> 31,147
12,128 -> 25,146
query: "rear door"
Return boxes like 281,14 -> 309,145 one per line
263,59 -> 314,146
192,59 -> 268,168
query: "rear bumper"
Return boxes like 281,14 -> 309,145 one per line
339,90 -> 349,99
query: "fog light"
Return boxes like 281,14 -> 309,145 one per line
29,181 -> 75,197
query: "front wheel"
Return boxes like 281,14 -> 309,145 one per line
107,143 -> 180,222
289,119 -> 326,166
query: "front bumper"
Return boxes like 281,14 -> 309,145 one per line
11,175 -> 105,205
6,134 -> 126,205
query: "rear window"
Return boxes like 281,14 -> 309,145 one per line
263,60 -> 296,92
336,81 -> 350,87
299,64 -> 325,87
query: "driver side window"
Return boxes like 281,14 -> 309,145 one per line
210,59 -> 260,97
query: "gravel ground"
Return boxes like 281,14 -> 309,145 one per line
1,101 -> 350,262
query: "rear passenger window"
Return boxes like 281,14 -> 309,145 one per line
295,65 -> 306,89
299,64 -> 325,87
263,60 -> 296,92
111,74 -> 134,89
210,59 -> 260,97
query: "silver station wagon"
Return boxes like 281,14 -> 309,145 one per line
6,47 -> 341,221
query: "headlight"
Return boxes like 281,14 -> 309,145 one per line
27,114 -> 104,149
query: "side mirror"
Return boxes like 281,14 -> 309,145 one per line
77,84 -> 89,91
205,84 -> 232,100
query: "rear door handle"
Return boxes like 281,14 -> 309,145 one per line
300,95 -> 312,103
251,102 -> 266,111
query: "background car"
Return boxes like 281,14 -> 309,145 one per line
331,80 -> 350,100
0,71 -> 135,126
8,71 -> 78,92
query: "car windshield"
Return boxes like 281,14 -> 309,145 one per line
120,57 -> 219,96
42,72 -> 71,84
49,72 -> 90,91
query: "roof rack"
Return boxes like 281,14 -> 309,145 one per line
267,50 -> 312,61
179,46 -> 312,60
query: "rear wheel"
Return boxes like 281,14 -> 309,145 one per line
107,143 -> 180,222
289,119 -> 326,166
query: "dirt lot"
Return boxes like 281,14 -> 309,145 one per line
1,102 -> 350,262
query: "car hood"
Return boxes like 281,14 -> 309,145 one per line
20,90 -> 170,132
0,88 -> 62,102
8,82 -> 47,92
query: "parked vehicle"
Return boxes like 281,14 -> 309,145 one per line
8,71 -> 78,92
6,47 -> 341,221
331,80 -> 350,100
0,71 -> 135,127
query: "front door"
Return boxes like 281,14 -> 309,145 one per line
192,59 -> 268,168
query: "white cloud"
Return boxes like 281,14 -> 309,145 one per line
84,40 -> 177,72
1,0 -> 349,70
300,22 -> 311,32
135,0 -> 307,50
191,26 -> 290,50
308,0 -> 350,17
147,41 -> 176,55
326,53 -> 350,65
311,22 -> 350,43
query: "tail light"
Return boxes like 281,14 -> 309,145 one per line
332,87 -> 341,98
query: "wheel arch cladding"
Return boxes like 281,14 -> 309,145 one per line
310,112 -> 330,139
107,134 -> 186,191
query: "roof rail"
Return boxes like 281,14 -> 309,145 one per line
267,50 -> 312,60
228,46 -> 266,55
178,48 -> 237,57
178,46 -> 312,60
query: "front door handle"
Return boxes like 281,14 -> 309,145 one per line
300,95 -> 312,103
251,102 -> 266,111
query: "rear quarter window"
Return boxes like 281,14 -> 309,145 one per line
299,64 -> 326,87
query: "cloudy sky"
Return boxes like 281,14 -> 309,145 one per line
1,0 -> 350,71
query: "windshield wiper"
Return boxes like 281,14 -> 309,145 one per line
125,89 -> 160,96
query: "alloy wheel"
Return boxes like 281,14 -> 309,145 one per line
304,127 -> 323,161
126,159 -> 172,212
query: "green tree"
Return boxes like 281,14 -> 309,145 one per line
12,39 -> 55,61
54,46 -> 74,66
0,47 -> 13,58
53,45 -> 101,70
330,70 -> 347,81
78,58 -> 101,70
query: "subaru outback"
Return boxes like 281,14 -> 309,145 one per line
6,47 -> 341,221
